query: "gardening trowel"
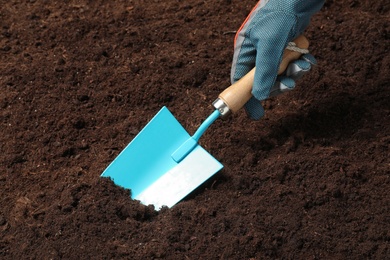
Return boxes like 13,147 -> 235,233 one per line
101,35 -> 309,209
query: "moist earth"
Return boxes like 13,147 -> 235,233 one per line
1,0 -> 389,259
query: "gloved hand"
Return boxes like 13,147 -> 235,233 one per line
231,0 -> 324,120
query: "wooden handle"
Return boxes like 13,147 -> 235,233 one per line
218,35 -> 309,113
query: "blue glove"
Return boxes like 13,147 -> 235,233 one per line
231,0 -> 324,120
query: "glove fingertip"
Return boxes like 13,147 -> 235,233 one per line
285,59 -> 311,80
294,59 -> 311,70
279,76 -> 295,90
302,53 -> 317,65
244,97 -> 265,120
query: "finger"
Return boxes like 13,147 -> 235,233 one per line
269,76 -> 296,97
301,53 -> 317,65
285,52 -> 317,80
285,59 -> 311,80
279,76 -> 296,91
231,39 -> 257,84
244,96 -> 265,120
251,11 -> 296,101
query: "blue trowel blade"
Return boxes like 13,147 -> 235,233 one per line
101,106 -> 223,209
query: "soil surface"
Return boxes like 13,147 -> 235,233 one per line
1,0 -> 389,259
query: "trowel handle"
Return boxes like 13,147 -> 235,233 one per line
213,35 -> 309,117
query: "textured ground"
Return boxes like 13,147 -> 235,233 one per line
1,0 -> 389,259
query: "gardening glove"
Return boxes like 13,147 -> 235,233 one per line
231,0 -> 324,120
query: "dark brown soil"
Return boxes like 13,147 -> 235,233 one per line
1,0 -> 389,259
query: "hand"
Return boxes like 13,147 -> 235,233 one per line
231,0 -> 324,120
